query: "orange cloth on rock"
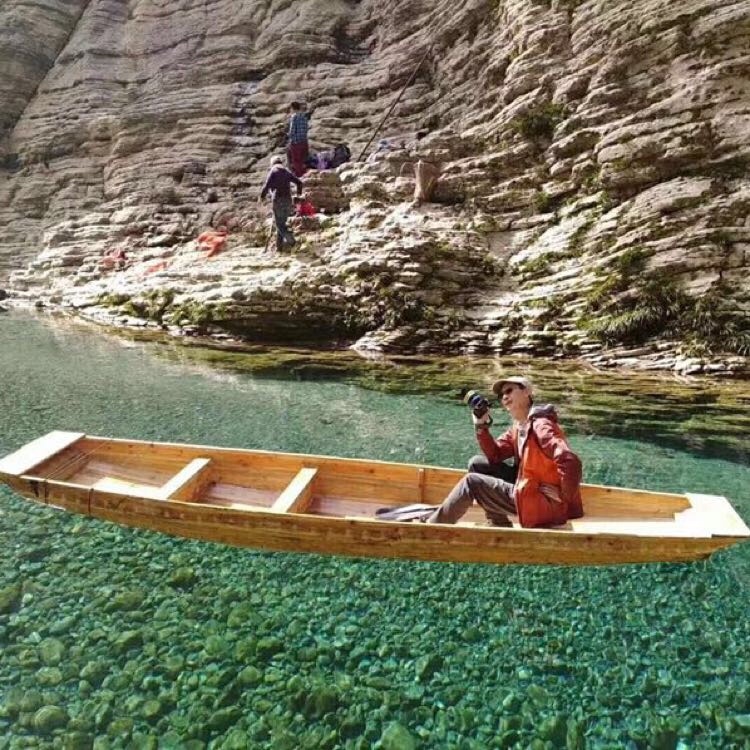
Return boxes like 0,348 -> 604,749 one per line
197,230 -> 228,258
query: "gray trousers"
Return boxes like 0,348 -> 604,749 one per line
427,455 -> 517,526
272,197 -> 294,251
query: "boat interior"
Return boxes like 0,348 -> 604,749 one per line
4,431 -> 745,539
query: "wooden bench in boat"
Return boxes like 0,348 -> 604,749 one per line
93,461 -> 319,515
270,467 -> 318,513
0,431 -> 85,476
93,457 -> 214,502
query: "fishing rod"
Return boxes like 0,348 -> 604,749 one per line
357,44 -> 433,162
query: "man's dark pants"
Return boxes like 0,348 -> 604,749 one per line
272,197 -> 294,251
427,455 -> 518,525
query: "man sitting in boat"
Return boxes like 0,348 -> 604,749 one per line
426,376 -> 583,528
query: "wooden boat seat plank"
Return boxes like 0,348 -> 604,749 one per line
313,496 -> 514,524
315,474 -> 442,503
161,458 -> 212,501
271,468 -> 318,514
69,459 -> 174,487
309,495 -> 390,517
0,432 -> 85,477
198,498 -> 270,512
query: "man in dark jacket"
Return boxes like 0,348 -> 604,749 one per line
260,155 -> 303,252
427,376 -> 583,528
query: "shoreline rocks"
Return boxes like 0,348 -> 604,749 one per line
4,297 -> 747,378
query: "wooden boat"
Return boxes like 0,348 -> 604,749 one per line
0,431 -> 748,566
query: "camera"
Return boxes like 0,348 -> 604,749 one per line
461,389 -> 490,417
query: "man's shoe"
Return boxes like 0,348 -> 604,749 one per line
485,518 -> 513,528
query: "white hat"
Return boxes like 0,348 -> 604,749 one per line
270,155 -> 284,166
492,376 -> 534,397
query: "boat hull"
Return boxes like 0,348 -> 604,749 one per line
0,432 -> 747,566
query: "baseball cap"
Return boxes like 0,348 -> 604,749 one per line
492,376 -> 534,397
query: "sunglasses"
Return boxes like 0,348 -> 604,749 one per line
500,386 -> 518,397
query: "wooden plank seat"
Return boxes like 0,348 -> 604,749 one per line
0,431 -> 85,476
271,467 -> 318,513
93,458 -> 213,502
161,458 -> 213,501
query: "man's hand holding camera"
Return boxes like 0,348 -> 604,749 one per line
463,390 -> 493,431
472,408 -> 492,431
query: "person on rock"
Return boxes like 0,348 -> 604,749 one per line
286,101 -> 310,177
426,376 -> 584,528
260,155 -> 303,252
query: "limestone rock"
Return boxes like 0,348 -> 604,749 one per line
0,0 -> 747,370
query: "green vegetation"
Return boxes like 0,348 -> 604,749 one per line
614,246 -> 649,275
581,165 -> 603,191
432,240 -> 455,258
372,290 -> 430,331
566,215 -> 597,257
96,292 -> 132,307
534,293 -> 574,328
441,308 -> 465,334
679,284 -> 750,356
126,289 -> 176,323
532,190 -> 557,213
110,289 -> 227,330
169,298 -> 227,327
598,190 -> 615,212
580,252 -> 750,355
511,102 -> 567,141
582,272 -> 683,345
481,254 -> 505,277
515,253 -> 555,278
581,248 -> 666,343
497,312 -> 525,352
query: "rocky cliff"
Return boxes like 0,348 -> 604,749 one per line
1,0 -> 748,373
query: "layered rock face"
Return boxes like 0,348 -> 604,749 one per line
0,0 -> 748,372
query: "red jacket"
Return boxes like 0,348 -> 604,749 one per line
477,404 -> 583,526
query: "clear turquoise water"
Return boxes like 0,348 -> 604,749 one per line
0,312 -> 748,749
